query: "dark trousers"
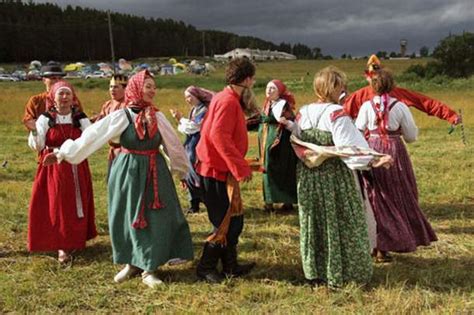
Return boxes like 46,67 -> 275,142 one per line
201,176 -> 243,246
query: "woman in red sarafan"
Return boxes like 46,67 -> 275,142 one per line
27,80 -> 96,263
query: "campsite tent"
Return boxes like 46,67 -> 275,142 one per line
64,63 -> 84,72
29,60 -> 42,70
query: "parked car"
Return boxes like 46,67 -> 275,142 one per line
85,71 -> 107,79
65,71 -> 83,79
0,74 -> 20,82
11,70 -> 27,81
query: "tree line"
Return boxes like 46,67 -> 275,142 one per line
0,0 -> 326,62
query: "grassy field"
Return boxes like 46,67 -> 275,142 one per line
0,59 -> 472,313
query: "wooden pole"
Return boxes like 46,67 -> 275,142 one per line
107,10 -> 116,74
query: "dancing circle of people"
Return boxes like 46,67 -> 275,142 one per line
23,56 -> 460,289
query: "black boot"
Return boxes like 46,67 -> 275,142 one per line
196,242 -> 224,283
185,200 -> 200,214
221,244 -> 255,277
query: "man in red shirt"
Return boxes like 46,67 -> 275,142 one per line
344,55 -> 460,125
195,58 -> 256,283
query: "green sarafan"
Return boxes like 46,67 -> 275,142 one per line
0,59 -> 472,313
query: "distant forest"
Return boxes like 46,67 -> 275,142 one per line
0,0 -> 324,62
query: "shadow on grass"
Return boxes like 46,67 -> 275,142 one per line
155,260 -> 307,286
371,254 -> 474,293
435,225 -> 474,235
422,202 -> 474,220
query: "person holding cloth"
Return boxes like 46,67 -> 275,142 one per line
43,70 -> 194,288
28,80 -> 96,263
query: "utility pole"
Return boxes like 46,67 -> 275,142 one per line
107,10 -> 116,74
202,31 -> 206,57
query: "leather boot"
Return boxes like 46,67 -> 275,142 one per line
196,242 -> 224,283
185,200 -> 200,214
221,244 -> 255,277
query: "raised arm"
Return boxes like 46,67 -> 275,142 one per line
391,86 -> 459,124
54,109 -> 129,164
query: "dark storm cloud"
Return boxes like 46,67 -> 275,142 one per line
35,0 -> 474,56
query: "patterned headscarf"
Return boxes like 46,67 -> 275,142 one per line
263,79 -> 296,114
184,85 -> 215,106
47,80 -> 79,110
124,70 -> 159,140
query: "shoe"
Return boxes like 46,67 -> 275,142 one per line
196,242 -> 224,283
142,271 -> 163,288
374,250 -> 393,263
279,204 -> 294,212
58,250 -> 73,264
264,203 -> 275,212
221,244 -> 255,277
185,200 -> 200,214
167,258 -> 188,266
114,264 -> 141,283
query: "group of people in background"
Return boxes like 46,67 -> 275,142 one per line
23,56 -> 460,288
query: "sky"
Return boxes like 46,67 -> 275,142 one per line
34,0 -> 474,57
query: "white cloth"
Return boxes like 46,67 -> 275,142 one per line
355,96 -> 418,143
28,113 -> 90,151
294,103 -> 373,170
54,108 -> 191,179
177,117 -> 201,135
353,170 -> 377,249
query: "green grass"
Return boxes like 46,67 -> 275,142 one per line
0,59 -> 472,313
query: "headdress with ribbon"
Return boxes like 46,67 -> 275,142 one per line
124,70 -> 159,140
365,54 -> 382,79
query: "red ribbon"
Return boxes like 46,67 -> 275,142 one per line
120,148 -> 163,229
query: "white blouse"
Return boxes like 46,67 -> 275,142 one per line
53,108 -> 190,179
28,113 -> 91,151
355,96 -> 418,143
294,103 -> 373,170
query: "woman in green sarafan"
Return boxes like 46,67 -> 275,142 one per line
258,80 -> 297,212
44,70 -> 194,289
291,67 -> 392,287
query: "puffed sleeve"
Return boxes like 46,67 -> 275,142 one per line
157,111 -> 191,179
331,115 -> 373,170
28,115 -> 49,151
54,109 -> 129,164
355,102 -> 370,131
177,117 -> 201,135
398,103 -> 418,143
79,117 -> 91,131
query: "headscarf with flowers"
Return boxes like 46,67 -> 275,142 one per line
124,70 -> 159,140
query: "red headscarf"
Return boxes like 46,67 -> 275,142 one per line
184,85 -> 215,106
124,70 -> 159,140
263,79 -> 296,114
47,80 -> 80,110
